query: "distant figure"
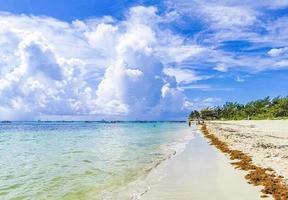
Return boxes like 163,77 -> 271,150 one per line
196,117 -> 204,125
188,121 -> 191,127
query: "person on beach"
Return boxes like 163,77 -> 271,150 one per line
196,117 -> 204,125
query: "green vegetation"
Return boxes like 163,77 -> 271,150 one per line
189,96 -> 288,120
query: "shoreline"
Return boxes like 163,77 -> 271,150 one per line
109,126 -> 195,199
124,125 -> 264,200
201,120 -> 288,199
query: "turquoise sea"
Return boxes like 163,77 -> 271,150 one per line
0,122 -> 192,200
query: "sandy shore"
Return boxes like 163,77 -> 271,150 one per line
118,126 -> 266,199
115,121 -> 288,199
205,120 -> 288,184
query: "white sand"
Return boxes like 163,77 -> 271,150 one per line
206,120 -> 288,184
127,127 -> 266,200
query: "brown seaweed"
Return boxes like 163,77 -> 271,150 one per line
200,124 -> 288,200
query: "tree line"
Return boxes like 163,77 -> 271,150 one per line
189,96 -> 288,120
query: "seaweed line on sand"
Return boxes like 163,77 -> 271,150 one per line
200,124 -> 288,200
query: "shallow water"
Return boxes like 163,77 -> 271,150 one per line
0,121 -> 192,200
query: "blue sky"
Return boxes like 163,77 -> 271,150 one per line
0,0 -> 163,21
0,0 -> 287,120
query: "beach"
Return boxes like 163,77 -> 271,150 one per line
116,125 -> 267,200
205,120 -> 288,184
203,120 -> 288,199
0,121 -> 286,199
138,129 -> 264,199
125,120 -> 288,199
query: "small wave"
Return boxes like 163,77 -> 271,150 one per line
82,159 -> 92,163
113,127 -> 196,199
159,128 -> 195,161
0,183 -> 23,192
62,150 -> 85,155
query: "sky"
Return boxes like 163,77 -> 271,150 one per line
0,0 -> 287,120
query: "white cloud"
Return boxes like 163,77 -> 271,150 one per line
157,45 -> 204,63
236,76 -> 245,82
179,84 -> 233,91
19,33 -> 63,80
0,6 -> 203,120
166,0 -> 288,73
183,97 -> 222,110
202,97 -> 222,103
202,5 -> 258,29
268,47 -> 288,57
2,3 -> 287,120
125,69 -> 144,80
213,64 -> 228,72
163,68 -> 206,84
274,60 -> 288,68
94,7 -> 191,119
167,0 -> 259,29
85,23 -> 118,50
179,84 -> 212,91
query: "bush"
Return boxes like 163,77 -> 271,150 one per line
188,96 -> 288,120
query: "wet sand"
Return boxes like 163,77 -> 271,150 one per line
139,127 -> 265,200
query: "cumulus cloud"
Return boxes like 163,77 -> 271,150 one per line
19,33 -> 63,80
2,2 -> 288,120
0,6 -> 203,120
94,7 -> 196,119
0,31 -> 95,119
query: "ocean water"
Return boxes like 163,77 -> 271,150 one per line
0,122 -> 192,200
